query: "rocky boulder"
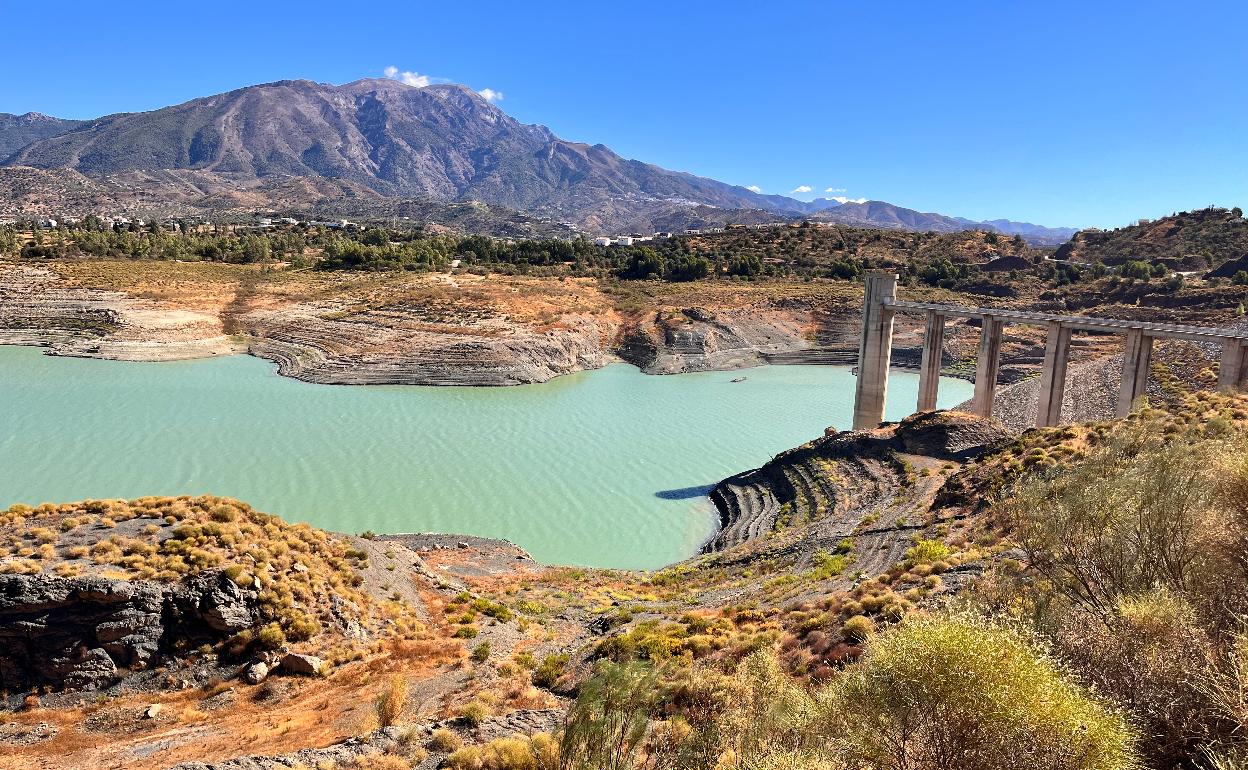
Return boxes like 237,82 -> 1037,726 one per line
891,410 -> 1013,461
0,570 -> 261,692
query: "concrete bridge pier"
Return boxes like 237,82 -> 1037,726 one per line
851,277 -> 1247,433
916,310 -> 945,412
1116,329 -> 1154,418
1036,321 -> 1072,427
1219,339 -> 1248,390
971,315 -> 1004,418
851,272 -> 898,431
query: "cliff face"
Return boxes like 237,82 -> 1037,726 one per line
0,571 -> 259,691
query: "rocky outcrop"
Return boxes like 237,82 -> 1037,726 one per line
707,411 -> 1011,553
620,307 -> 815,375
245,303 -> 613,386
0,570 -> 260,692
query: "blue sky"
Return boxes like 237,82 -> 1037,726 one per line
2,0 -> 1245,229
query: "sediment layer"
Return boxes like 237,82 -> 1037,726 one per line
707,411 -> 1012,555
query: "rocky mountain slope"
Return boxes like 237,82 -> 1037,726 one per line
2,78 -> 1070,239
812,200 -> 1077,245
1,79 -> 786,231
0,112 -> 85,160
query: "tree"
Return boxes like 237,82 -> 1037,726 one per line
727,253 -> 763,277
665,254 -> 712,282
620,248 -> 664,280
1119,260 -> 1153,281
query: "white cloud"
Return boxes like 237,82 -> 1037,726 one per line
479,88 -> 504,102
829,196 -> 868,204
790,185 -> 813,194
383,65 -> 432,88
746,185 -> 762,193
825,187 -> 846,193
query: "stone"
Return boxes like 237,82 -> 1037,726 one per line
144,703 -> 162,719
243,661 -> 269,685
0,570 -> 262,692
56,647 -> 117,691
279,653 -> 326,676
194,574 -> 259,633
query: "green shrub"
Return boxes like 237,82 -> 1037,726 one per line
826,615 -> 1137,770
532,653 -> 569,689
255,622 -> 286,650
429,727 -> 463,753
374,675 -> 408,728
904,539 -> 951,565
458,700 -> 490,727
471,642 -> 491,663
810,550 -> 849,580
839,614 -> 875,644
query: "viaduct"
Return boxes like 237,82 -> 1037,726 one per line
851,271 -> 1248,431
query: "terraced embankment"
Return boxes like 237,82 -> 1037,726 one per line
706,411 -> 1012,566
0,264 -> 241,360
244,302 -> 614,386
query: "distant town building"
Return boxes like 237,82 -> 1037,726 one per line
594,237 -> 612,246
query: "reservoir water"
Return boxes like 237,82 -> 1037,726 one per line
0,346 -> 973,569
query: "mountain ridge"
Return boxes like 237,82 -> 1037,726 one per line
0,77 -> 1073,241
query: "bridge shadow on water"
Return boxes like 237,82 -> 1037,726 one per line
654,484 -> 716,500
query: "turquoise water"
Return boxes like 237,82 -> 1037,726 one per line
0,346 -> 972,569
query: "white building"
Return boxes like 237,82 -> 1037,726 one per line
594,237 -> 612,246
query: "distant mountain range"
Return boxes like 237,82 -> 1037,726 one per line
0,78 -> 1075,243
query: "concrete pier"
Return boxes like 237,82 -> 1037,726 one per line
1116,329 -> 1154,418
851,272 -> 898,431
1036,321 -> 1071,427
1219,338 -> 1247,390
971,315 -> 1004,418
916,310 -> 945,412
852,284 -> 1248,430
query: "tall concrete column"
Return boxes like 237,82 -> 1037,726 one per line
852,272 -> 898,431
1116,328 -> 1154,418
971,315 -> 1004,418
1036,321 -> 1072,427
1218,338 -> 1247,390
916,310 -> 945,412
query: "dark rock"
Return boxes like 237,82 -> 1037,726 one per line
891,410 -> 1012,461
0,570 -> 263,693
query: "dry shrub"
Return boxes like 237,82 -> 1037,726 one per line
429,727 -> 463,753
997,415 -> 1248,764
374,675 -> 408,729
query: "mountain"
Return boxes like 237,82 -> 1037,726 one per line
811,200 -> 1077,245
2,78 -> 794,230
0,112 -> 85,159
0,77 -> 1073,240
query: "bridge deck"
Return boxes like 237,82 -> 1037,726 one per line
886,300 -> 1248,344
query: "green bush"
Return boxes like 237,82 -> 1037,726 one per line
471,642 -> 491,663
904,538 -> 951,565
826,615 -> 1137,770
532,653 -> 569,688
